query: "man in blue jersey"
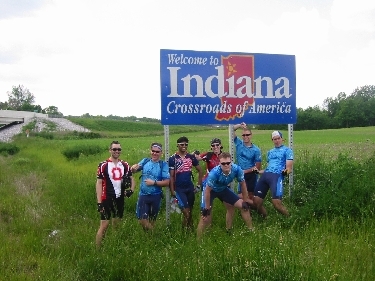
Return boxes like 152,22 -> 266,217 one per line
195,138 -> 236,232
197,152 -> 253,238
169,136 -> 203,230
253,131 -> 293,218
131,142 -> 170,231
233,122 -> 262,204
96,140 -> 135,248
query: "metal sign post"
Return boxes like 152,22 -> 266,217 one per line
228,124 -> 235,190
164,125 -> 171,225
288,124 -> 294,197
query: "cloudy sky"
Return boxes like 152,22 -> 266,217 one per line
0,0 -> 374,119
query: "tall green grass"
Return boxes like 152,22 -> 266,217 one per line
0,126 -> 375,280
66,117 -> 222,138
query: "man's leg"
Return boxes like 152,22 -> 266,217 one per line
96,220 -> 110,248
224,202 -> 235,230
271,199 -> 289,216
112,197 -> 124,229
139,219 -> 154,231
112,217 -> 122,229
233,199 -> 253,230
182,207 -> 193,229
137,196 -> 155,231
184,190 -> 196,229
253,196 -> 267,218
197,213 -> 212,239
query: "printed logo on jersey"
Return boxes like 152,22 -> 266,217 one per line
111,167 -> 123,180
176,157 -> 193,174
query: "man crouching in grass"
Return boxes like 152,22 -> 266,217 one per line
197,152 -> 254,239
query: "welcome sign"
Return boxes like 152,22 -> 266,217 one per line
160,49 -> 296,125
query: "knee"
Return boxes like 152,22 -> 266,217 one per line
271,199 -> 282,208
226,206 -> 235,214
253,197 -> 261,206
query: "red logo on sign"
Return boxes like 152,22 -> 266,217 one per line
216,55 -> 255,121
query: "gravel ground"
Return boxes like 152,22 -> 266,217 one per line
0,117 -> 90,143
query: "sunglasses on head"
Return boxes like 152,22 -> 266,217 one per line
211,143 -> 220,147
151,150 -> 161,153
220,162 -> 231,166
111,148 -> 122,151
242,133 -> 252,137
178,143 -> 188,146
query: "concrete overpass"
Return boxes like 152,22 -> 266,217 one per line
0,110 -> 48,127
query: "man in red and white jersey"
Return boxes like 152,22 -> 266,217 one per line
95,140 -> 135,248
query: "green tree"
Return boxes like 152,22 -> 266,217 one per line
7,85 -> 35,111
43,105 -> 63,117
349,85 -> 375,126
21,103 -> 43,112
0,101 -> 9,110
335,85 -> 375,127
295,106 -> 330,130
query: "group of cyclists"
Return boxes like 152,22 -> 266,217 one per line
95,122 -> 294,247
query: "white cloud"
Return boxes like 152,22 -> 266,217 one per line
0,0 -> 374,118
331,0 -> 375,32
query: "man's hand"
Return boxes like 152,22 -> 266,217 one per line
131,164 -> 140,173
193,150 -> 200,155
121,176 -> 131,189
252,167 -> 259,174
125,190 -> 134,198
97,203 -> 104,212
201,208 -> 211,217
242,201 -> 251,211
194,185 -> 201,193
282,169 -> 289,176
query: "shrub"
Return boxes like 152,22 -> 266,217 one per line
292,152 -> 375,223
62,144 -> 103,160
0,142 -> 20,155
36,132 -> 54,140
13,157 -> 31,165
72,131 -> 101,139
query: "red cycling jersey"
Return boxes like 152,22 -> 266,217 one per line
200,152 -> 221,180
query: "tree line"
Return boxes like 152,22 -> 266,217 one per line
1,84 -> 375,130
0,85 -> 63,117
257,85 -> 375,131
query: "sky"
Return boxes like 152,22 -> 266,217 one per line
0,0 -> 374,119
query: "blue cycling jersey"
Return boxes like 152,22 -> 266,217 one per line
234,136 -> 262,170
206,163 -> 244,192
138,158 -> 170,195
264,145 -> 293,174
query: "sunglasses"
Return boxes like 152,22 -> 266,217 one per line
211,144 -> 220,147
242,133 -> 252,137
220,162 -> 231,166
111,148 -> 122,151
151,150 -> 161,153
178,143 -> 188,146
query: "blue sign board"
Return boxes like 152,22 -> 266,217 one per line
160,49 -> 296,125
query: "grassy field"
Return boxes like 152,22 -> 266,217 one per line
0,122 -> 374,280
66,117 -> 221,138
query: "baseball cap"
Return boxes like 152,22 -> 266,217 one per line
210,138 -> 221,145
271,131 -> 283,139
